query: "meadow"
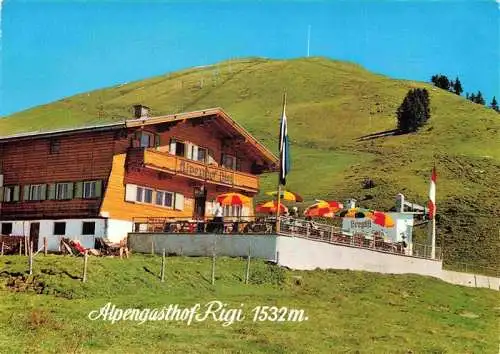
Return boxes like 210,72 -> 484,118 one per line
0,254 -> 498,353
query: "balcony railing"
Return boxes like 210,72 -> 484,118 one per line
129,148 -> 259,192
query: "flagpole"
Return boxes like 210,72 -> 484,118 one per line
429,164 -> 437,259
431,214 -> 436,259
276,90 -> 287,233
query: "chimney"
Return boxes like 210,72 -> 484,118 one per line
132,105 -> 150,119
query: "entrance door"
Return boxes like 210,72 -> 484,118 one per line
193,187 -> 207,219
29,222 -> 40,251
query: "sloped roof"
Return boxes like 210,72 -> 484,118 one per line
126,107 -> 278,166
0,107 -> 278,167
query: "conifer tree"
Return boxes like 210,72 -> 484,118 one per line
453,77 -> 463,96
490,96 -> 499,112
475,91 -> 485,105
397,88 -> 431,133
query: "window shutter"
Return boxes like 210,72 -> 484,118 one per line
23,185 -> 30,201
186,142 -> 193,159
174,193 -> 184,210
125,184 -> 137,202
169,139 -> 176,155
193,145 -> 199,161
13,186 -> 20,202
0,187 -> 3,202
74,182 -> 83,198
95,180 -> 103,197
67,182 -> 74,199
48,184 -> 56,200
40,184 -> 47,200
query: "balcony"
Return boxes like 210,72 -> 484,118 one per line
127,148 -> 259,192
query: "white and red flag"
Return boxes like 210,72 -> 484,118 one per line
428,166 -> 437,219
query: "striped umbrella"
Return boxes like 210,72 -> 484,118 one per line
255,201 -> 288,214
216,192 -> 251,206
336,208 -> 374,219
370,211 -> 395,228
266,190 -> 303,202
304,200 -> 343,218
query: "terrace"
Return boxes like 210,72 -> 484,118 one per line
131,216 -> 441,260
127,148 -> 259,192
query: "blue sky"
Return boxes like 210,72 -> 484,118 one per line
1,0 -> 498,116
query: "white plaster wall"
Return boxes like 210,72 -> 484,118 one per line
107,219 -> 133,243
441,270 -> 500,291
0,219 -> 104,251
128,233 -> 277,260
276,236 -> 443,277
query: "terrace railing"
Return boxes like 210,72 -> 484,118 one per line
130,216 -> 442,260
127,148 -> 259,192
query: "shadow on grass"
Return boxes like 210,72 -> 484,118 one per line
356,129 -> 401,141
143,266 -> 159,280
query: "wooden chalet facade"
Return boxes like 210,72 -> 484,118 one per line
0,107 -> 277,249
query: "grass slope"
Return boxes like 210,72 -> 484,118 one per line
1,57 -> 499,270
0,254 -> 498,353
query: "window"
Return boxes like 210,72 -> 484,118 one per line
49,139 -> 60,154
82,222 -> 95,235
3,186 -> 20,202
196,147 -> 207,163
1,223 -> 13,235
222,154 -> 236,169
175,141 -> 185,157
83,181 -> 97,198
53,222 -> 66,235
136,187 -> 144,202
56,183 -> 72,200
140,132 -> 155,148
136,186 -> 153,203
28,184 -> 45,201
144,188 -> 153,203
155,190 -> 174,208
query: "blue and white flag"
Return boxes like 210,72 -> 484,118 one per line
279,98 -> 290,185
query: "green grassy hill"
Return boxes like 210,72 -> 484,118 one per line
0,255 -> 498,353
1,57 -> 499,271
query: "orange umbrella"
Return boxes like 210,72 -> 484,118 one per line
304,200 -> 343,218
370,211 -> 395,228
216,192 -> 251,206
255,201 -> 288,214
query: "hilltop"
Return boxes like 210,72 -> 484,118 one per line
1,57 -> 499,271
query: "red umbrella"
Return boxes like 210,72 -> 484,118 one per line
304,200 -> 343,218
255,201 -> 288,214
216,192 -> 251,206
370,211 -> 395,228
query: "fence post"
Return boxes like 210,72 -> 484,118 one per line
82,251 -> 88,282
151,238 -> 155,255
28,242 -> 33,275
245,243 -> 251,284
161,249 -> 166,283
44,237 -> 48,256
211,237 -> 216,285
25,236 -> 28,256
19,239 -> 22,256
276,251 -> 280,265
